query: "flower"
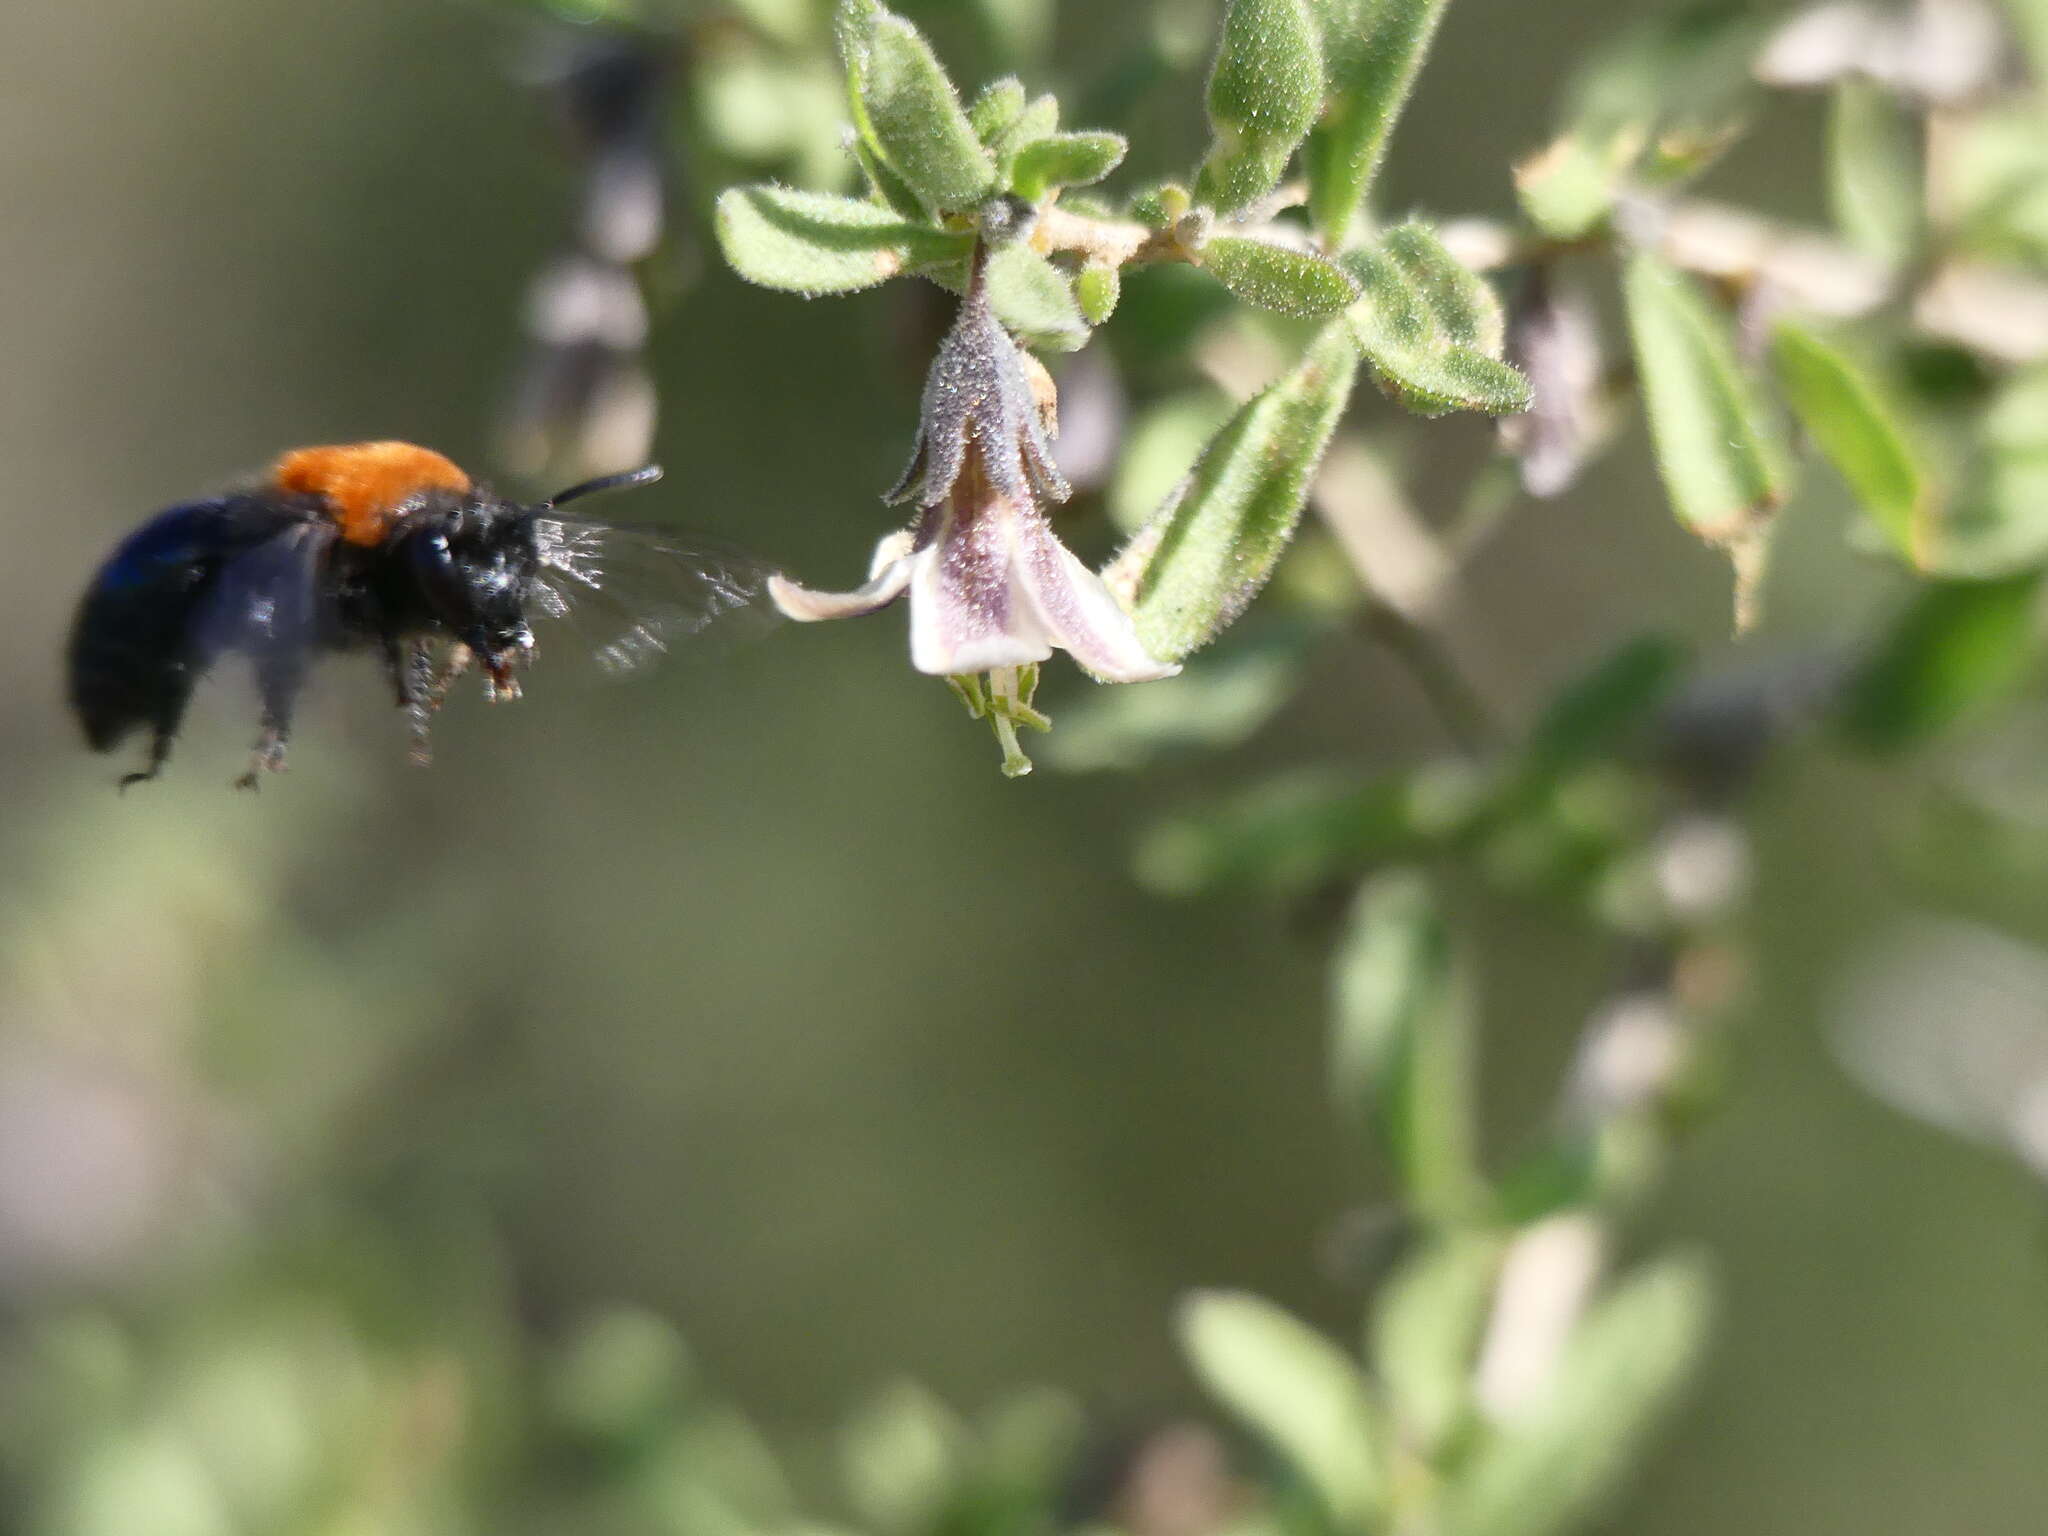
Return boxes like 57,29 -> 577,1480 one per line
769,242 -> 1178,771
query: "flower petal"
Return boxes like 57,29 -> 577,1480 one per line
1013,513 -> 1181,684
907,502 -> 1055,676
768,532 -> 916,623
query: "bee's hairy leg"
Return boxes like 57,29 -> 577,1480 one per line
233,651 -> 306,791
407,642 -> 472,767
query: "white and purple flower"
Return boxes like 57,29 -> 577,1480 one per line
769,244 -> 1176,773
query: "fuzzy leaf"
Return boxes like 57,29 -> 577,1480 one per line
1115,321 -> 1359,661
967,75 -> 1027,144
1306,0 -> 1452,246
1197,0 -> 1324,215
716,185 -> 967,294
1344,226 -> 1531,416
1840,573 -> 2044,753
985,242 -> 1088,350
837,0 -> 999,213
1770,320 -> 1930,567
1441,1258 -> 1713,1536
1331,871 -> 1483,1220
1077,262 -> 1121,325
1178,1292 -> 1387,1530
1622,253 -> 1791,629
1828,79 -> 1922,269
1204,235 -> 1360,317
1009,131 -> 1127,200
1371,1234 -> 1504,1455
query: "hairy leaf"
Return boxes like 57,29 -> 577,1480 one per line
716,185 -> 968,294
1197,0 -> 1324,215
1344,225 -> 1531,416
1204,235 -> 1360,316
1306,0 -> 1452,246
837,0 -> 998,213
1114,321 -> 1360,661
1009,131 -> 1127,200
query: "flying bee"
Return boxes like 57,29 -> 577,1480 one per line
67,441 -> 766,789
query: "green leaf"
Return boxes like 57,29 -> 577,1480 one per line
1839,573 -> 2044,753
1522,634 -> 1688,779
1384,222 -> 1505,352
1441,1257 -> 1713,1536
967,76 -> 1027,145
1177,1292 -> 1387,1529
1197,0 -> 1324,215
1331,871 -> 1484,1219
1828,79 -> 1922,269
1621,253 -> 1791,631
1935,364 -> 2048,578
1041,619 -> 1321,772
715,185 -> 968,294
837,0 -> 999,214
1514,132 -> 1630,240
984,242 -> 1088,350
1134,766 -> 1483,897
1009,131 -> 1127,200
1770,320 -> 1931,567
1371,1233 -> 1504,1454
1077,261 -> 1121,325
1114,321 -> 1360,661
1204,235 -> 1360,317
839,1382 -> 962,1536
1344,225 -> 1531,416
1305,0 -> 1452,246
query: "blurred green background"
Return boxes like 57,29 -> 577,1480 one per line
2,1 -> 2046,1531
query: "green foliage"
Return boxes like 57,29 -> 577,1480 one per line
837,0 -> 999,213
1370,1234 -> 1504,1455
1331,872 -> 1485,1221
714,186 -> 968,295
1622,253 -> 1791,627
1344,224 -> 1532,415
1118,321 -> 1360,662
1204,233 -> 1361,316
1306,0 -> 1453,246
1828,81 -> 1923,269
1008,131 -> 1126,199
1841,574 -> 2044,752
1438,1257 -> 1714,1536
1771,320 -> 1932,567
1177,1291 -> 1388,1529
1197,0 -> 1325,215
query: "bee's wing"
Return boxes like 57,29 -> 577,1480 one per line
527,515 -> 774,676
190,515 -> 339,673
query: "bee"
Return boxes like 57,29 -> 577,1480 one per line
67,441 -> 765,789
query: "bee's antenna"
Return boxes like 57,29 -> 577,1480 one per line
543,464 -> 664,509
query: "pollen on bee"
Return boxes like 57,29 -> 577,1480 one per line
271,442 -> 473,546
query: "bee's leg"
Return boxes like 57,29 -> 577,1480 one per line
119,683 -> 194,792
407,642 -> 472,767
234,656 -> 306,791
119,732 -> 173,792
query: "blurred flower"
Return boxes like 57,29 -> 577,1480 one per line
499,253 -> 658,480
770,242 -> 1177,774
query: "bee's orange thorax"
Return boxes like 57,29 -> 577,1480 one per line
271,442 -> 473,547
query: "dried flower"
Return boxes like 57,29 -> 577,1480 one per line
770,240 -> 1177,774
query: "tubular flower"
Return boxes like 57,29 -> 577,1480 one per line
769,244 -> 1178,774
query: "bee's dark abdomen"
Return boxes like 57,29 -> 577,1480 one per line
66,499 -> 300,752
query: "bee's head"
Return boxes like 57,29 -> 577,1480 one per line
401,495 -> 542,663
